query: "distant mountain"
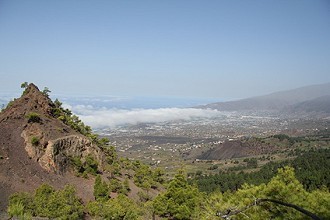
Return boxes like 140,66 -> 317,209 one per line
288,95 -> 330,114
203,82 -> 330,112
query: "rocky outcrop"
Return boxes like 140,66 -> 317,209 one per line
21,132 -> 104,174
21,125 -> 46,160
41,135 -> 104,173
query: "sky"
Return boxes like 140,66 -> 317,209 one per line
0,0 -> 330,100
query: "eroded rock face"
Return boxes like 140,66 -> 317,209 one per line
21,132 -> 104,173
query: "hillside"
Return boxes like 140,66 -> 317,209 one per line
288,95 -> 330,114
0,83 -> 169,219
203,82 -> 330,112
1,84 -> 330,219
198,140 -> 250,160
197,136 -> 292,161
0,84 -> 106,211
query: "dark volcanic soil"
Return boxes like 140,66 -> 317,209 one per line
197,140 -> 250,160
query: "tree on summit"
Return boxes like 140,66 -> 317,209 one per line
42,87 -> 51,97
20,82 -> 28,89
20,82 -> 29,96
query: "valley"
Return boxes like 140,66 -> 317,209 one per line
97,112 -> 330,175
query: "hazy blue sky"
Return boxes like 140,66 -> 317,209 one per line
0,0 -> 329,100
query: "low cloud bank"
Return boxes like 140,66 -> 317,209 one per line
66,104 -> 221,128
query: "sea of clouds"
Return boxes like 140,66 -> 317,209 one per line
65,104 -> 222,128
0,93 -> 223,128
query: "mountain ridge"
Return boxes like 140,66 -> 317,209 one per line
202,82 -> 330,113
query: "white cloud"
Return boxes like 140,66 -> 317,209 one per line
67,105 -> 222,128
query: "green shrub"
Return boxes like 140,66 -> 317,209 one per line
123,178 -> 130,193
70,156 -> 84,174
50,107 -> 62,118
8,184 -> 84,220
8,192 -> 34,219
31,137 -> 39,146
108,178 -> 122,193
137,190 -> 152,202
7,201 -> 25,218
26,112 -> 41,123
94,175 -> 109,201
69,155 -> 99,177
87,194 -> 140,219
47,185 -> 84,219
84,154 -> 98,175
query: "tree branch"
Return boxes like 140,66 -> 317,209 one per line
257,198 -> 321,220
217,198 -> 322,220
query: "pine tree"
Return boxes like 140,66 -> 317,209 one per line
93,175 -> 108,201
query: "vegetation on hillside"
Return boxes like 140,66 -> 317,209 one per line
199,167 -> 330,220
69,154 -> 99,177
87,194 -> 141,219
8,184 -> 84,220
193,148 -> 330,194
8,166 -> 330,219
51,97 -> 94,138
153,170 -> 202,219
26,112 -> 41,123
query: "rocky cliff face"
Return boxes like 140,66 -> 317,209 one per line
21,132 -> 104,174
40,135 -> 104,173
